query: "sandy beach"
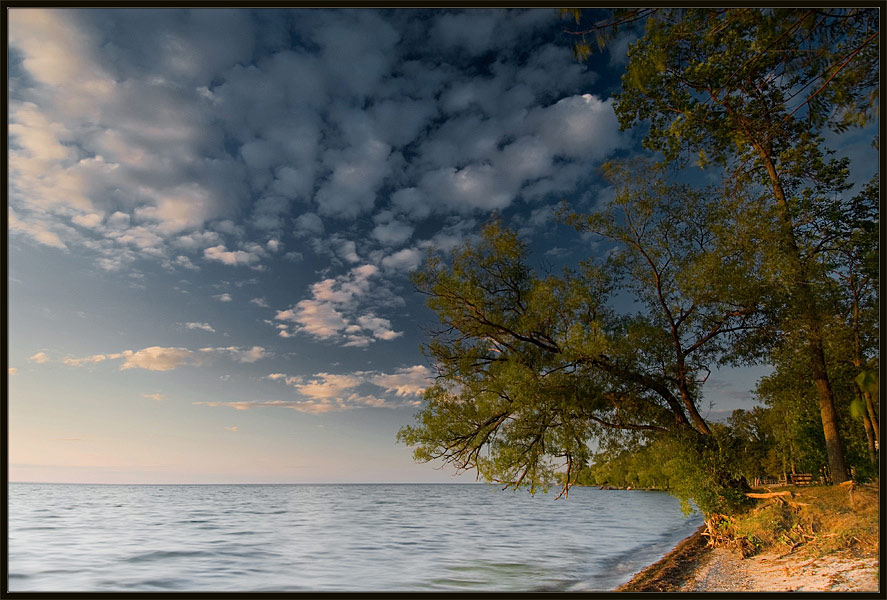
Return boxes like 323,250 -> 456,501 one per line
680,544 -> 879,592
617,527 -> 880,592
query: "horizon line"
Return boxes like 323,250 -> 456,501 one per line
8,481 -> 491,486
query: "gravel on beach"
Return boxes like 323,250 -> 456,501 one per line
617,529 -> 879,593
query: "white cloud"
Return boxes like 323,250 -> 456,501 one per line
204,244 -> 263,266
194,399 -> 349,414
8,208 -> 68,250
201,345 -> 268,363
275,264 -> 403,345
72,212 -> 104,228
357,315 -> 401,341
174,255 -> 199,271
293,212 -> 325,238
250,297 -> 269,308
185,322 -> 215,332
335,238 -> 361,264
371,219 -> 414,246
381,247 -> 422,272
295,372 -> 363,400
214,293 -> 233,302
524,94 -> 625,159
248,365 -> 430,412
390,187 -> 431,220
8,8 -> 624,293
28,352 -> 49,364
277,300 -> 348,339
142,393 -> 166,401
370,365 -> 430,396
62,353 -> 110,367
266,373 -> 302,385
62,344 -> 268,372
419,164 -> 516,213
314,137 -> 392,219
433,12 -> 499,54
120,347 -> 196,371
224,426 -> 239,432
608,31 -> 638,67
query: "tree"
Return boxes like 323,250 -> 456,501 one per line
597,8 -> 879,483
823,178 -> 880,460
399,160 -> 770,514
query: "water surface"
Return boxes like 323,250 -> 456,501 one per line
9,483 -> 701,591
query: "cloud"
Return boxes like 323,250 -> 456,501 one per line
204,244 -> 263,266
62,353 -> 110,367
370,365 -> 431,396
194,399 -> 348,415
275,263 -> 402,345
8,367 -> 18,375
224,426 -> 239,432
9,208 -> 68,250
256,365 -> 429,412
174,255 -> 199,270
608,31 -> 638,67
524,94 -> 625,159
371,213 -> 414,246
29,352 -> 49,363
334,238 -> 361,264
61,344 -> 268,372
185,322 -> 215,332
201,345 -> 268,363
8,8 -> 623,288
314,137 -> 392,219
197,362 -> 429,413
250,297 -> 269,308
381,247 -> 422,272
419,163 -> 516,213
214,293 -> 233,302
72,212 -> 104,228
295,372 -> 364,400
142,393 -> 166,401
120,347 -> 195,371
194,401 -> 256,411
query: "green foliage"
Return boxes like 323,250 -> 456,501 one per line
399,205 -> 766,507
607,6 -> 879,485
655,427 -> 754,516
400,8 -> 878,515
855,370 -> 878,397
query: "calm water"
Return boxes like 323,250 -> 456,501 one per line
8,483 -> 701,592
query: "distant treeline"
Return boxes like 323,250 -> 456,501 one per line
573,400 -> 879,495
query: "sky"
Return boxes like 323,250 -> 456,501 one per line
7,8 -> 875,484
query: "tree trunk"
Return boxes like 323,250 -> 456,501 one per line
863,391 -> 879,446
754,144 -> 850,484
812,354 -> 849,482
862,410 -> 877,465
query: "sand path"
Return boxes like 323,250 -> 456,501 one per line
681,546 -> 879,592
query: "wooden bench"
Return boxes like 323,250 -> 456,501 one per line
790,473 -> 814,486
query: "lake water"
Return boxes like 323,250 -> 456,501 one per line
8,483 -> 702,592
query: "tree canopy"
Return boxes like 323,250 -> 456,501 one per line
399,8 -> 878,515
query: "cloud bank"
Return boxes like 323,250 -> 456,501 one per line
195,364 -> 431,414
8,8 -> 626,277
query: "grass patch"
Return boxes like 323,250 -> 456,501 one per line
708,480 -> 879,558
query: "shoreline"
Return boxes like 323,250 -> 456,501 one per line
615,525 -> 711,592
615,526 -> 880,593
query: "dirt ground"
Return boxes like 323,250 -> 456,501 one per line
680,544 -> 879,592
617,527 -> 880,593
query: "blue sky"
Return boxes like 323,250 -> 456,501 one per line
7,8 -> 873,484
